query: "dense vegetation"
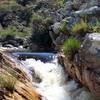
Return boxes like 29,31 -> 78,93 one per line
0,0 -> 100,52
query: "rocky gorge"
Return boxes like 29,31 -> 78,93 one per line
0,0 -> 100,100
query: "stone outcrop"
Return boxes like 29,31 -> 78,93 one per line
0,35 -> 24,47
74,6 -> 100,17
0,51 -> 41,100
61,33 -> 100,99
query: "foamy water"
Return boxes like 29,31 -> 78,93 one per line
20,57 -> 94,100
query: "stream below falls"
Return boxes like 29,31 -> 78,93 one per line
15,53 -> 95,100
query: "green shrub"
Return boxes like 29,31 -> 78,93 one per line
0,27 -> 16,36
60,20 -> 69,34
0,1 -> 19,12
63,38 -> 81,57
0,74 -> 16,92
90,21 -> 100,33
0,27 -> 30,38
44,17 -> 53,26
32,15 -> 53,25
0,2 -> 32,26
57,0 -> 65,7
32,14 -> 44,22
72,20 -> 89,35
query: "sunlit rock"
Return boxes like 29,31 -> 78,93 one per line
0,52 -> 41,100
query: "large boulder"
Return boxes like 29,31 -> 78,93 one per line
61,33 -> 100,99
1,35 -> 24,47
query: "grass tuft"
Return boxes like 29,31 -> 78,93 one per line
60,20 -> 69,34
0,26 -> 30,38
0,74 -> 16,93
62,38 -> 81,58
90,20 -> 100,33
72,20 -> 89,35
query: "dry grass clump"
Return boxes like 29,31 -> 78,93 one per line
0,74 -> 16,92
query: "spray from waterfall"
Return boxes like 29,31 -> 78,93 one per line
19,54 -> 94,100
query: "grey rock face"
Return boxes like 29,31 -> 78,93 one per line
55,33 -> 68,45
74,6 -> 100,17
83,33 -> 100,56
61,33 -> 100,99
51,22 -> 61,34
76,33 -> 100,98
0,35 -> 24,47
80,0 -> 99,9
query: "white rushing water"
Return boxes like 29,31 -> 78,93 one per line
20,56 -> 94,100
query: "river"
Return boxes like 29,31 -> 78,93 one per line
14,53 -> 94,100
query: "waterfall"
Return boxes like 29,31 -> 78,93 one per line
20,54 -> 94,100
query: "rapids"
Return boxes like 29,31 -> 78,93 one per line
20,54 -> 94,100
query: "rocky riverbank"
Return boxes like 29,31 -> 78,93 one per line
0,51 -> 41,100
59,33 -> 100,99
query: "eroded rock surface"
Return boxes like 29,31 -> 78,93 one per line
0,51 -> 41,100
62,33 -> 100,99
